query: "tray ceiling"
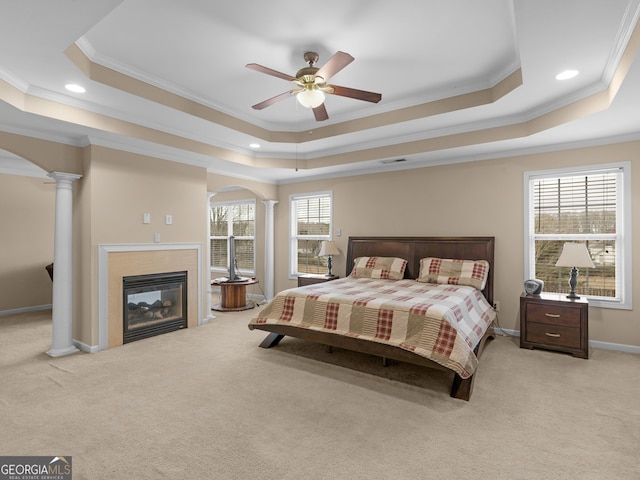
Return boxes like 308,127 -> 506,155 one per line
1,0 -> 640,182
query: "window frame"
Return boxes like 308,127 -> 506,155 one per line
289,190 -> 333,278
523,162 -> 632,310
209,198 -> 256,276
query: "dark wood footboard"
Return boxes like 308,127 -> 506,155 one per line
254,322 -> 496,401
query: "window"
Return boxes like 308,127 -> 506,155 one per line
210,199 -> 255,275
524,162 -> 631,309
290,191 -> 332,276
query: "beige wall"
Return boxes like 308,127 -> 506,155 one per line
0,131 -> 83,174
0,174 -> 55,310
275,141 -> 640,347
73,146 -> 209,346
86,146 -> 207,244
3,135 -> 639,349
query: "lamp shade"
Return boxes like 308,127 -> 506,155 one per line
555,243 -> 595,268
296,88 -> 325,108
319,240 -> 340,257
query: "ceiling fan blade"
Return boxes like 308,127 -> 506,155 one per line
315,51 -> 354,82
328,85 -> 382,103
313,103 -> 329,121
246,63 -> 297,82
251,91 -> 295,110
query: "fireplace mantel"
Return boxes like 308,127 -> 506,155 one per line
98,243 -> 203,351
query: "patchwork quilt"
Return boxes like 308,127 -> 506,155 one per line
249,277 -> 496,379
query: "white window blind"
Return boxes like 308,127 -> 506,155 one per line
290,191 -> 332,276
525,163 -> 631,309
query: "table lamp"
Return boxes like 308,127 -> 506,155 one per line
319,240 -> 340,277
555,243 -> 595,299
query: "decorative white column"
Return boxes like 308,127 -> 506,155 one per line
206,192 -> 216,320
47,172 -> 82,357
262,200 -> 278,301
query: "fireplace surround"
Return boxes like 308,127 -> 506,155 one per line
97,243 -> 203,351
123,271 -> 187,343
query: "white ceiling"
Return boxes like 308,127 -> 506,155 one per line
1,0 -> 640,183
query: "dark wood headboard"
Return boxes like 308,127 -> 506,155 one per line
346,236 -> 495,305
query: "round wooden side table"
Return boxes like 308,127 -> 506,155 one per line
211,277 -> 258,311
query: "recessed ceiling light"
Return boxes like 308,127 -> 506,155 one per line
555,70 -> 579,80
65,83 -> 86,93
249,143 -> 260,149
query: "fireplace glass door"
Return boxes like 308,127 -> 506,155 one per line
123,271 -> 187,343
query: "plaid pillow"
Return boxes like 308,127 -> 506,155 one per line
417,257 -> 489,290
351,256 -> 408,280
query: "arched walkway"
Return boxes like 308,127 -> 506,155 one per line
207,183 -> 278,314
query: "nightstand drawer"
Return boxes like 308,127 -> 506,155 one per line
525,322 -> 581,349
525,302 -> 581,327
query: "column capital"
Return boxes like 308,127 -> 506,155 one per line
48,172 -> 83,183
262,199 -> 279,207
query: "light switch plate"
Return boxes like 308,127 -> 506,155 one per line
143,213 -> 151,224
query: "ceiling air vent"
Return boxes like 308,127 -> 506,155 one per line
381,158 -> 407,164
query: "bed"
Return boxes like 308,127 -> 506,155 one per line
248,236 -> 496,401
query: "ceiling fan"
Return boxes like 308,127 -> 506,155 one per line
246,51 -> 382,121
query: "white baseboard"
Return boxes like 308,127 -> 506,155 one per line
0,304 -> 52,316
589,340 -> 640,355
493,327 -> 519,337
495,327 -> 640,355
74,339 -> 99,354
248,292 -> 266,305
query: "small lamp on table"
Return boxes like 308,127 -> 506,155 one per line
319,240 -> 340,277
555,243 -> 595,299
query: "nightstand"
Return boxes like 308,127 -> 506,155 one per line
520,292 -> 589,358
297,275 -> 339,287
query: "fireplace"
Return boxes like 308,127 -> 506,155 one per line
123,271 -> 187,344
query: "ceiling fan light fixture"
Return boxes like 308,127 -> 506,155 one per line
247,50 -> 381,120
297,88 -> 325,109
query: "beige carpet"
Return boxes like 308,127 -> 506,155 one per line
1,307 -> 638,480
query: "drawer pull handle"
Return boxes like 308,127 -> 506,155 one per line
545,332 -> 561,338
545,313 -> 561,318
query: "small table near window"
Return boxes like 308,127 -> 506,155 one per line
212,277 -> 258,311
298,275 -> 339,287
520,292 -> 589,358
